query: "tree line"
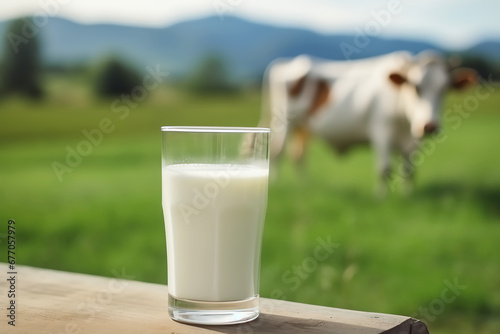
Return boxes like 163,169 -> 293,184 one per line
0,17 -> 498,100
0,17 -> 237,100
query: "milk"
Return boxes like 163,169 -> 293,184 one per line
162,164 -> 268,302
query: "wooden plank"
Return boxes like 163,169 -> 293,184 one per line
0,264 -> 428,333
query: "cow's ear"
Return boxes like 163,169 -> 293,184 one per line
388,73 -> 407,86
451,68 -> 477,90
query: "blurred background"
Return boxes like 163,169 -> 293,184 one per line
0,1 -> 499,333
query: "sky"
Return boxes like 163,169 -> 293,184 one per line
1,0 -> 499,49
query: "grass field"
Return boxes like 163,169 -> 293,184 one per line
1,86 -> 499,333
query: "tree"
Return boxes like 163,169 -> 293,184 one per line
94,57 -> 142,97
458,55 -> 500,81
186,55 -> 237,94
0,17 -> 44,98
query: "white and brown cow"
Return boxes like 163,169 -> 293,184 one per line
259,51 -> 476,193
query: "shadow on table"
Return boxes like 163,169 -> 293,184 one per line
193,312 -> 428,334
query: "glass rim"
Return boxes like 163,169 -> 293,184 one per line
161,126 -> 270,133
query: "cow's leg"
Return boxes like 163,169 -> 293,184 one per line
399,139 -> 418,195
400,150 -> 415,195
270,124 -> 288,161
269,118 -> 291,180
376,150 -> 392,197
291,126 -> 309,172
372,135 -> 393,197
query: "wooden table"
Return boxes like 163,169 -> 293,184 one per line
0,264 -> 428,333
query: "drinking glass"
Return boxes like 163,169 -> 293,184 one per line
161,126 -> 270,325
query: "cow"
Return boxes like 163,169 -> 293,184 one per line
258,51 -> 477,194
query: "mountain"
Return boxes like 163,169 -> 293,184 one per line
464,40 -> 500,59
0,16 -> 498,80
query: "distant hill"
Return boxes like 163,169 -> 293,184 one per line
0,16 -> 498,80
464,40 -> 500,58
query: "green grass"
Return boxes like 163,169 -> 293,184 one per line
1,87 -> 499,333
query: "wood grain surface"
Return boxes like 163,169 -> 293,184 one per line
0,264 -> 428,333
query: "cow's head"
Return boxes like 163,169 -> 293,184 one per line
388,51 -> 477,138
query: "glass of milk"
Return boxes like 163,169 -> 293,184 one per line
161,126 -> 270,325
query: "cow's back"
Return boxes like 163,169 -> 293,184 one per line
306,52 -> 412,148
